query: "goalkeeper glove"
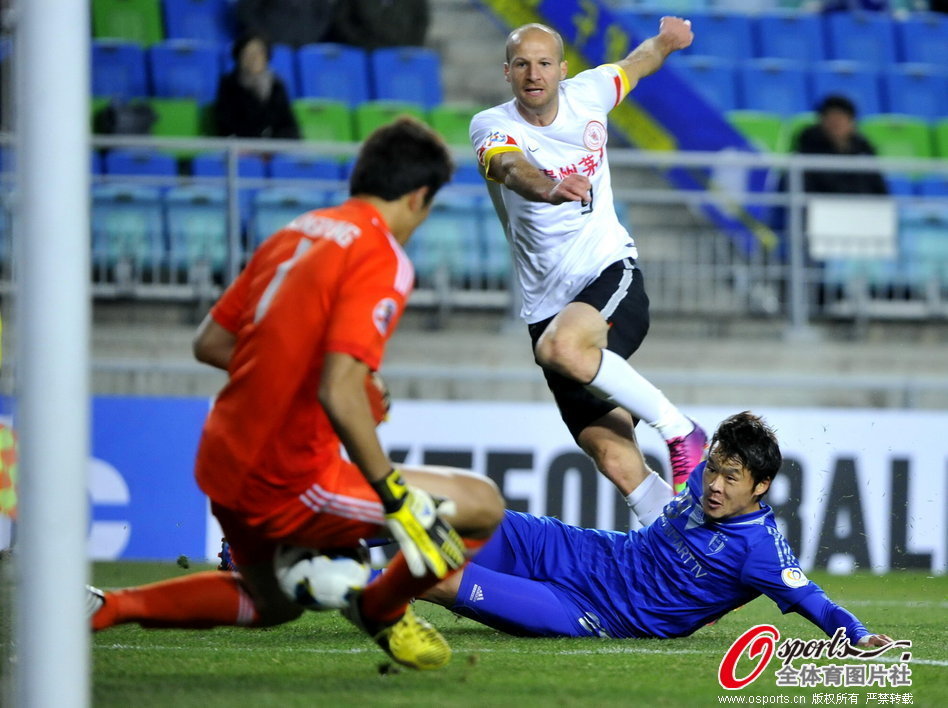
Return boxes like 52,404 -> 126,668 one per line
372,468 -> 465,578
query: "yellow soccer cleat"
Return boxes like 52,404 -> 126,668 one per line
344,593 -> 451,670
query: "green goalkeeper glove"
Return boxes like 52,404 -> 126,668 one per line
372,469 -> 465,578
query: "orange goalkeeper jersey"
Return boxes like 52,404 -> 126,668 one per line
195,198 -> 413,513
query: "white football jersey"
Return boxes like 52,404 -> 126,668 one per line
470,64 -> 638,324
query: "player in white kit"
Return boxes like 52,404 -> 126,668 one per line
470,18 -> 706,522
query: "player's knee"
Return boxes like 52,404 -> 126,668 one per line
585,437 -> 637,479
458,475 -> 505,537
534,331 -> 586,378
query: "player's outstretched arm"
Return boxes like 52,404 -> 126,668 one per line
858,633 -> 894,648
488,151 -> 591,205
320,352 -> 465,578
616,16 -> 694,89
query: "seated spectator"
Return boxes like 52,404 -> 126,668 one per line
236,0 -> 335,48
795,95 -> 887,195
214,34 -> 300,140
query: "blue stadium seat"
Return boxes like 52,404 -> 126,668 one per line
895,12 -> 947,65
811,61 -> 882,116
251,187 -> 330,246
149,40 -> 221,104
407,192 -> 480,284
885,174 -> 914,196
684,12 -> 754,61
104,148 -> 178,177
916,176 -> 948,197
672,56 -> 738,113
452,163 -> 483,186
191,151 -> 267,178
162,0 -> 234,45
370,47 -> 443,108
269,154 -> 344,182
738,59 -> 810,117
824,12 -> 897,68
900,204 -> 948,288
297,43 -> 370,105
219,43 -> 298,100
92,40 -> 149,99
165,184 -> 229,272
91,183 -> 165,270
882,64 -> 948,121
755,12 -> 825,63
479,199 -> 510,285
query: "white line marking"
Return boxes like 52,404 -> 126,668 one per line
96,643 -> 948,666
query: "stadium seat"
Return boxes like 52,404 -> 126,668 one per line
165,184 -> 229,272
149,98 -> 202,138
91,183 -> 165,270
407,192 -> 481,284
292,99 -> 354,143
916,175 -> 948,197
859,115 -> 933,160
369,47 -> 443,108
191,151 -> 267,179
428,104 -> 481,146
754,11 -> 825,63
149,40 -> 221,104
251,187 -> 330,247
103,148 -> 178,177
479,200 -> 510,285
671,56 -> 739,113
93,0 -> 164,46
92,40 -> 149,99
269,154 -> 344,182
162,0 -> 234,45
811,61 -> 883,116
824,12 -> 897,68
684,12 -> 754,61
353,100 -> 426,141
882,65 -> 948,122
935,119 -> 948,159
297,43 -> 370,106
452,162 -> 483,185
900,204 -> 948,288
726,111 -> 784,152
738,59 -> 810,117
884,174 -> 914,196
895,12 -> 947,65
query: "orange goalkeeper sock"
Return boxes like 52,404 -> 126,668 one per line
92,571 -> 259,631
360,536 -> 490,625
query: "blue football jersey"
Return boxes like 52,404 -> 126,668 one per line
547,461 -> 823,638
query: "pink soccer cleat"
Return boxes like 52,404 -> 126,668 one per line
666,420 -> 708,493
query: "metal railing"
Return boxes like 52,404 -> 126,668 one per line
1,133 -> 946,331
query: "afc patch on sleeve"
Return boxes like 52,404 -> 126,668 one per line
476,131 -> 518,165
372,297 -> 398,336
780,567 -> 809,588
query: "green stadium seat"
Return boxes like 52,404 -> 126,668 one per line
778,112 -> 816,153
933,118 -> 948,160
859,115 -> 933,160
92,0 -> 164,46
353,100 -> 425,141
292,99 -> 353,143
149,97 -> 202,138
726,111 -> 784,153
428,104 -> 481,147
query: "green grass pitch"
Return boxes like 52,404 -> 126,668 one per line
80,562 -> 948,707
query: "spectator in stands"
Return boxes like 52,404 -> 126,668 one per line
795,95 -> 887,195
236,0 -> 335,48
214,33 -> 300,140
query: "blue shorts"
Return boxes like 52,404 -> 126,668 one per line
452,510 -> 638,638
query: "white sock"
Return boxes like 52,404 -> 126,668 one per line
625,471 -> 674,526
586,349 -> 692,439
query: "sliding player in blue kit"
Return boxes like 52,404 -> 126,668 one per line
423,412 -> 891,648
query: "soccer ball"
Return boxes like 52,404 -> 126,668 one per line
274,545 -> 371,611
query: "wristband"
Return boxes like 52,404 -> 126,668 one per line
372,468 -> 408,513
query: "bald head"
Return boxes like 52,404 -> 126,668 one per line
505,23 -> 564,63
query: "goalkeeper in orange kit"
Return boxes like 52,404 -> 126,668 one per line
87,119 -> 504,671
